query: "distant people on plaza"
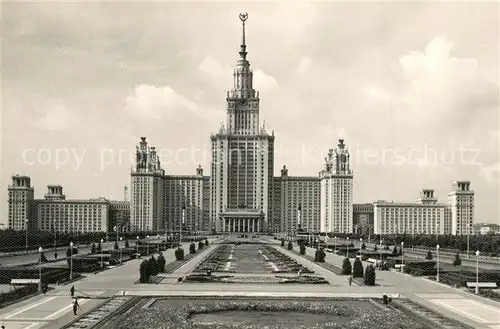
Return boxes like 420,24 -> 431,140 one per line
70,285 -> 75,297
73,298 -> 80,315
348,275 -> 353,286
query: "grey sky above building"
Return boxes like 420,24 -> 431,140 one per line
2,2 -> 499,225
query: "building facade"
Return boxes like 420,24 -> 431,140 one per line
448,181 -> 474,236
353,203 -> 374,236
128,15 -> 354,234
7,176 -> 119,233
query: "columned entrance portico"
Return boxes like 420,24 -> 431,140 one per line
220,209 -> 265,233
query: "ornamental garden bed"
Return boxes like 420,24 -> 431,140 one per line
287,248 -> 343,275
192,245 -> 233,273
112,297 -> 431,329
262,246 -> 314,274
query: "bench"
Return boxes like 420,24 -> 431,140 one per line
466,282 -> 497,289
10,279 -> 40,286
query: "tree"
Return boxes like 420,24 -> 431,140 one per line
205,238 -> 209,245
425,250 -> 433,260
198,240 -> 204,250
373,245 -> 378,252
314,248 -> 326,262
361,243 -> 366,250
392,245 -> 398,256
157,253 -> 166,273
352,258 -> 364,278
114,242 -> 119,250
287,240 -> 293,250
453,253 -> 462,266
175,247 -> 184,261
139,259 -> 150,283
342,257 -> 352,275
299,241 -> 306,255
364,265 -> 376,286
148,256 -> 158,276
125,240 -> 130,248
281,238 -> 285,247
40,252 -> 48,263
190,243 -> 196,254
97,242 -> 102,252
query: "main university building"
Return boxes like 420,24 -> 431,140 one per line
7,14 -> 473,236
129,14 -> 474,236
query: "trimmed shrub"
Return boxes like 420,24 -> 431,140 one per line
287,241 -> 293,250
139,259 -> 149,283
205,239 -> 209,245
425,250 -> 433,260
299,242 -> 306,255
190,243 -> 196,254
352,258 -> 364,278
148,256 -> 158,276
453,253 -> 462,266
361,243 -> 366,250
392,246 -> 398,256
114,242 -> 119,250
281,238 -> 285,247
125,240 -> 130,248
315,248 -> 326,262
175,247 -> 184,261
97,242 -> 102,252
364,264 -> 376,285
40,252 -> 48,263
91,243 -> 96,254
157,253 -> 166,273
198,241 -> 204,250
342,257 -> 352,275
373,245 -> 378,252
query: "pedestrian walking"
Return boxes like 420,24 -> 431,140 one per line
70,285 -> 75,297
73,298 -> 81,316
348,275 -> 352,286
54,251 -> 58,260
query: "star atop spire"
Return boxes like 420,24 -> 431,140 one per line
239,13 -> 248,60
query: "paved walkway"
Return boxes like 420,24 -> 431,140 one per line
267,239 -> 500,329
0,241 -> 205,329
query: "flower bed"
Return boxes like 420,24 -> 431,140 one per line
261,246 -> 314,274
118,299 -> 430,329
193,245 -> 234,273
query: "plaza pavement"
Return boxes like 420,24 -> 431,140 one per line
1,237 -> 498,329
0,240 -> 209,329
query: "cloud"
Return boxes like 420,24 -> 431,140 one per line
32,101 -> 79,131
296,56 -> 312,75
394,36 -> 494,124
198,56 -> 229,80
478,162 -> 500,184
254,70 -> 279,91
125,84 -> 201,121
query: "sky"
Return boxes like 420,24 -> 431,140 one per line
1,1 -> 499,225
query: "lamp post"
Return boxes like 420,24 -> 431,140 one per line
467,223 -> 471,259
53,220 -> 57,252
346,237 -> 350,258
146,235 -> 150,255
379,239 -> 383,269
400,241 -> 404,272
436,244 -> 440,282
180,205 -> 185,246
136,236 -> 139,256
119,237 -> 123,264
475,250 -> 480,294
38,247 -> 43,292
100,239 -> 104,268
360,237 -> 363,249
25,219 -> 29,255
69,242 -> 73,280
334,236 -> 337,252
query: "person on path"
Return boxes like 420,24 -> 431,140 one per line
70,285 -> 75,297
73,298 -> 80,315
54,251 -> 58,260
348,275 -> 353,286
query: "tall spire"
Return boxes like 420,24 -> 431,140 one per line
239,13 -> 248,60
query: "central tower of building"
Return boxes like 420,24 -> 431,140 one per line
210,13 -> 275,233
